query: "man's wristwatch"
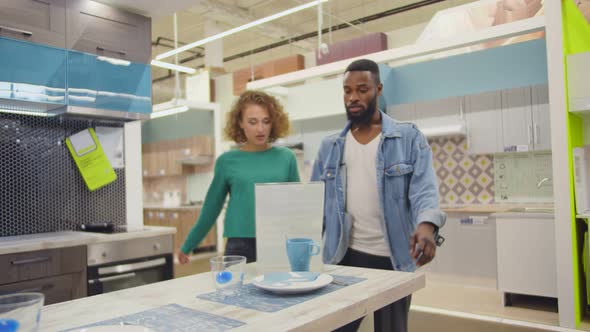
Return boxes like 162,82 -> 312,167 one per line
433,226 -> 445,247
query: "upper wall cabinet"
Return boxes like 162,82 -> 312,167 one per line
465,91 -> 503,155
0,37 -> 66,108
501,87 -> 532,151
531,84 -> 551,151
387,103 -> 415,123
0,0 -> 66,48
67,50 -> 151,114
501,85 -> 550,152
66,0 -> 151,64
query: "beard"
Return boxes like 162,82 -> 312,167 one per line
346,94 -> 378,125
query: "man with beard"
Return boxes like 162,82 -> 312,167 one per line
311,59 -> 445,332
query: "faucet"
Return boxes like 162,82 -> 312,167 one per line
537,177 -> 551,188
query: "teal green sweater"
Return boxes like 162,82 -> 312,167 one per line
181,147 -> 300,254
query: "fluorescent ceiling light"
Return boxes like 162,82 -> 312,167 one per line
151,60 -> 196,74
155,0 -> 329,61
97,56 -> 131,66
0,109 -> 56,117
150,105 -> 189,119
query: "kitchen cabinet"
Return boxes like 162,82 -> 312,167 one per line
413,96 -> 462,130
0,0 -> 66,48
501,85 -> 550,152
234,55 -> 304,95
0,37 -> 67,107
465,91 -> 503,154
66,0 -> 151,63
67,49 -> 152,114
424,213 -> 497,285
495,214 -> 557,301
0,246 -> 86,305
387,103 -> 415,122
142,137 -> 214,178
501,87 -> 532,150
531,84 -> 551,151
144,208 -> 217,253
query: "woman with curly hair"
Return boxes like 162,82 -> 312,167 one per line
178,90 -> 300,263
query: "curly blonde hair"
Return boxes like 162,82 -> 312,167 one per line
224,90 -> 291,143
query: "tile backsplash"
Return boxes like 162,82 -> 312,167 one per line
493,152 -> 553,203
430,137 -> 495,205
1,114 -> 127,237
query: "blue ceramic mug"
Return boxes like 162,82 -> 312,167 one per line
286,238 -> 321,272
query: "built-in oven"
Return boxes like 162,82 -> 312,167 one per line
86,234 -> 174,296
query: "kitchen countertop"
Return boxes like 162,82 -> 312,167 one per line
0,226 -> 176,255
39,264 -> 424,332
440,203 -> 554,214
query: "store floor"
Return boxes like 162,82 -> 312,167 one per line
412,273 -> 559,327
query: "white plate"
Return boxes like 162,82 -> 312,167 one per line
251,272 -> 333,294
72,326 -> 154,332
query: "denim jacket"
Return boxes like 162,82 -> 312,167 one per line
311,111 -> 446,272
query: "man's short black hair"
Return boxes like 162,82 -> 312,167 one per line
344,59 -> 381,84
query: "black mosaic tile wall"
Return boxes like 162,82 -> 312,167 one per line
1,114 -> 126,237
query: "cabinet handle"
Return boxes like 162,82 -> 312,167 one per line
88,272 -> 137,284
534,124 -> 539,145
11,256 -> 51,266
96,46 -> 126,56
0,24 -> 33,36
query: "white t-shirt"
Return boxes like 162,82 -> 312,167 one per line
344,130 -> 390,257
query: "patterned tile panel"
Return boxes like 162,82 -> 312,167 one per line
429,137 -> 494,204
1,114 -> 127,237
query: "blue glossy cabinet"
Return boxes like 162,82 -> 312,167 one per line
67,50 -> 152,114
0,37 -> 66,109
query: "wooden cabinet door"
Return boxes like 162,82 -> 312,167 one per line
0,272 -> 86,305
66,0 -> 151,63
0,246 -> 86,284
0,0 -> 66,48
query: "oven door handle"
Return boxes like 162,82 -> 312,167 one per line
89,272 -> 137,285
97,257 -> 167,276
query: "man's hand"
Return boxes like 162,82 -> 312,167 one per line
409,223 -> 437,267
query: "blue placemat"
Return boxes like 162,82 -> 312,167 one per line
63,304 -> 245,332
197,274 -> 366,312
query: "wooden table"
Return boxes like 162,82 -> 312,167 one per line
39,264 -> 425,331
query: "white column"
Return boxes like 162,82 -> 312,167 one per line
124,120 -> 144,232
545,1 -> 576,328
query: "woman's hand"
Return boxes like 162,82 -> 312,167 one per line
178,250 -> 190,264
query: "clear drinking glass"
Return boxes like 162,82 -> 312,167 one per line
0,293 -> 44,332
210,256 -> 246,297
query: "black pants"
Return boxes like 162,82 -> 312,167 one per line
224,237 -> 257,263
333,248 -> 412,332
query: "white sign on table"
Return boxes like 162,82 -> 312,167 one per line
255,182 -> 325,274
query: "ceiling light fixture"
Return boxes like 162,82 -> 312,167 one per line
150,105 -> 189,119
155,0 -> 329,61
0,109 -> 56,117
151,60 -> 196,74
